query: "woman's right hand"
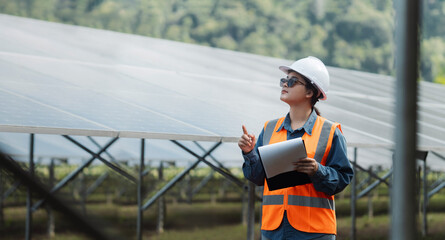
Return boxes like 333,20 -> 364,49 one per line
238,125 -> 256,154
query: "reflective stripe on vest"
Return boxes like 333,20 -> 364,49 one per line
260,116 -> 338,234
263,195 -> 334,210
288,195 -> 335,210
314,120 -> 333,163
263,195 -> 284,205
262,118 -> 279,146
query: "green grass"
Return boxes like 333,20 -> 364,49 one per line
2,202 -> 445,240
2,165 -> 445,239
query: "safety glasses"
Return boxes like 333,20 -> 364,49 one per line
280,77 -> 306,88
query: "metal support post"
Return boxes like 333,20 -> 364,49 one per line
246,181 -> 255,240
242,184 -> 247,226
79,171 -> 87,215
351,147 -> 357,240
0,164 -> 3,228
422,157 -> 428,236
157,161 -> 165,234
25,134 -> 34,240
417,166 -> 421,216
47,158 -> 55,238
392,0 -> 420,239
367,166 -> 374,219
137,139 -> 145,240
185,172 -> 192,203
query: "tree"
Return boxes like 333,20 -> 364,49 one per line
421,37 -> 445,83
0,0 -> 443,84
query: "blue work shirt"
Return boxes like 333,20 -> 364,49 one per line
242,110 -> 353,240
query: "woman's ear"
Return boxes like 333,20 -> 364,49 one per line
305,89 -> 314,98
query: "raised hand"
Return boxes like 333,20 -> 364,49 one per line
238,125 -> 256,154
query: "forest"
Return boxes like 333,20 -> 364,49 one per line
1,0 -> 444,84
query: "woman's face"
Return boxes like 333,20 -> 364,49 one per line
280,71 -> 313,105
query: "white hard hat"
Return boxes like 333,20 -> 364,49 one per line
279,56 -> 330,100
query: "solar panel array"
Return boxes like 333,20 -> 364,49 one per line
0,14 -> 444,169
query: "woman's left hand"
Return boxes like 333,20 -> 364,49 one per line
294,157 -> 319,176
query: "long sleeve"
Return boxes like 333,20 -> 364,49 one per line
310,128 -> 354,195
242,129 -> 267,186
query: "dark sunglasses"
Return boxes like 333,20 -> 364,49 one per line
280,77 -> 306,87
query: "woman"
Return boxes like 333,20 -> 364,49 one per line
239,56 -> 353,240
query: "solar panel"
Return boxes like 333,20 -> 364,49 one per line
1,14 -> 444,169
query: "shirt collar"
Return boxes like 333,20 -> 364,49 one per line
276,109 -> 318,136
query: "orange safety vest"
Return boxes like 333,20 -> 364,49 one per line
261,115 -> 340,234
